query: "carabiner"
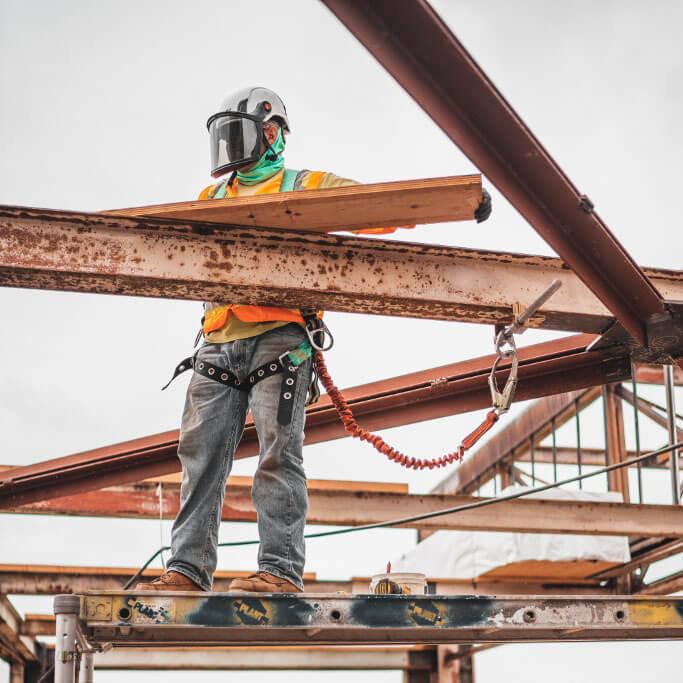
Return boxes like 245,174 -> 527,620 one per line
488,333 -> 518,415
306,319 -> 334,352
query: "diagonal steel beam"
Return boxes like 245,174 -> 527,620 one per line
0,334 -> 630,507
321,0 -> 666,345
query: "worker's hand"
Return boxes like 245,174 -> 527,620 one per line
475,188 -> 492,223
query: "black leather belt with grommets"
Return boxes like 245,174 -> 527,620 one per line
163,341 -> 313,426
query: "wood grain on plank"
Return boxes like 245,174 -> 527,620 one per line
106,174 -> 482,233
480,560 -> 617,582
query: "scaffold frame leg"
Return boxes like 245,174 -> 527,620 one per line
54,595 -> 81,683
81,652 -> 95,682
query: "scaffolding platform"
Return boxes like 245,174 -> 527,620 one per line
52,591 -> 683,681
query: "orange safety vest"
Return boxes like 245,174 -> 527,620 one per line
199,170 -> 325,335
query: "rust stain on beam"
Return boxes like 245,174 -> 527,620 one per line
2,205 -> 680,331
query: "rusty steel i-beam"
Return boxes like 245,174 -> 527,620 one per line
12,476 -> 683,538
1,206 -> 681,334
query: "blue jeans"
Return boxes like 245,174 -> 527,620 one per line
167,323 -> 312,591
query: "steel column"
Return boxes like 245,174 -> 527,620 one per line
9,662 -> 24,683
80,653 -> 94,683
602,385 -> 630,502
664,365 -> 681,504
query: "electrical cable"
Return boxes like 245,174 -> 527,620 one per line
124,440 -> 683,590
36,665 -> 54,683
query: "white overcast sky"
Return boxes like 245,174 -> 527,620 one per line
1,1 -> 682,681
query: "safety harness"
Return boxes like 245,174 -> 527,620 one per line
164,281 -> 561,466
168,168 -> 563,466
164,311 -> 327,426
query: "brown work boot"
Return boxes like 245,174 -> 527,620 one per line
229,571 -> 303,593
134,570 -> 204,592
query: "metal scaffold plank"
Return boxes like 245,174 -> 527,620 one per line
73,593 -> 683,645
108,174 -> 483,233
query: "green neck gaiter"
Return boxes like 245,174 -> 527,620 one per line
237,128 -> 286,185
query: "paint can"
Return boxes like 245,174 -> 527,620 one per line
370,572 -> 426,595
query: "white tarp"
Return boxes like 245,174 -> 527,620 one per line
392,486 -> 630,578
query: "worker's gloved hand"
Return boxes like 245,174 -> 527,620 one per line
474,188 -> 492,223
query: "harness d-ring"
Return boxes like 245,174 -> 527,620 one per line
306,319 -> 334,352
489,329 -> 519,416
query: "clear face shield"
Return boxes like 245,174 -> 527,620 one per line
207,112 -> 263,178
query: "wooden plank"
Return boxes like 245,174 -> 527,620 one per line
148,473 -> 408,494
107,175 -> 483,233
480,560 -> 617,582
0,565 -> 607,597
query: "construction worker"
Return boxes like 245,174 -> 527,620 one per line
136,87 -> 491,594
